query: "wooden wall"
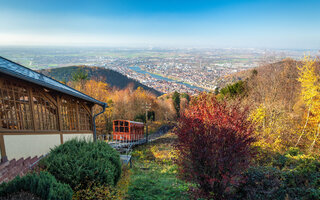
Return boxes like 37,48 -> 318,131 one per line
0,74 -> 94,162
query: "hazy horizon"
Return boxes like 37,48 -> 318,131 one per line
0,45 -> 319,52
0,0 -> 320,49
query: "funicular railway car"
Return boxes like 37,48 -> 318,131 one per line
113,120 -> 144,141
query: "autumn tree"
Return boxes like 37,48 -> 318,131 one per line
244,59 -> 301,152
69,74 -> 176,135
175,93 -> 255,199
79,80 -> 112,135
295,56 -> 320,151
156,95 -> 176,122
248,103 -> 296,152
111,85 -> 153,120
110,85 -> 174,122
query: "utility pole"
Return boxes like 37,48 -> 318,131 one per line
144,102 -> 151,142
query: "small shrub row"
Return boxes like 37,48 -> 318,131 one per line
0,172 -> 73,200
40,139 -> 121,190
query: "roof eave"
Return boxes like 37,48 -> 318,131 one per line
0,69 -> 107,107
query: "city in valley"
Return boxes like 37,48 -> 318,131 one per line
1,47 -> 318,94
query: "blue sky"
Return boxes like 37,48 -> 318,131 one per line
0,0 -> 319,48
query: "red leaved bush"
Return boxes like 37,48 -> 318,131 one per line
174,93 -> 255,199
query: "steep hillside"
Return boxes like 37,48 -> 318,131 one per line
217,59 -> 301,89
218,58 -> 320,112
40,66 -> 162,96
215,58 -> 320,153
216,59 -> 304,89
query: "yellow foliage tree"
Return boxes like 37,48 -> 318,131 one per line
248,104 -> 291,152
295,56 -> 320,151
82,80 -> 112,135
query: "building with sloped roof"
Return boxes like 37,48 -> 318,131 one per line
0,57 -> 107,162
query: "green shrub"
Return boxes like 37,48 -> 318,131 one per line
240,167 -> 320,200
219,80 -> 247,99
240,166 -> 285,200
0,172 -> 73,200
41,139 -> 121,190
239,149 -> 320,200
281,149 -> 320,173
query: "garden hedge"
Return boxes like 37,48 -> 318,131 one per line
0,172 -> 73,200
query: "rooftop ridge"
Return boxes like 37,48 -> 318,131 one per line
0,56 -> 106,107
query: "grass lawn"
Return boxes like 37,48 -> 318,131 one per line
127,133 -> 191,200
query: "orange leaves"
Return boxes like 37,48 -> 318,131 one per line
83,80 -> 109,102
69,78 -> 174,135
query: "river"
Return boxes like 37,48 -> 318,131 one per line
129,66 -> 205,91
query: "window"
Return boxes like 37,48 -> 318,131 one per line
32,89 -> 58,130
113,120 -> 130,133
0,79 -> 33,130
60,97 -> 78,131
60,97 -> 92,131
79,103 -> 92,131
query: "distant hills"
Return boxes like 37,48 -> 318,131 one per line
40,66 -> 163,96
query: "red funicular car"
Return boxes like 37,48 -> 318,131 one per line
113,120 -> 144,141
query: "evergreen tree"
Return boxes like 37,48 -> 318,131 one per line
181,93 -> 190,102
172,91 -> 181,118
71,68 -> 89,90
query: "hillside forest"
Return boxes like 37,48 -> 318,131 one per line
60,68 -> 190,136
